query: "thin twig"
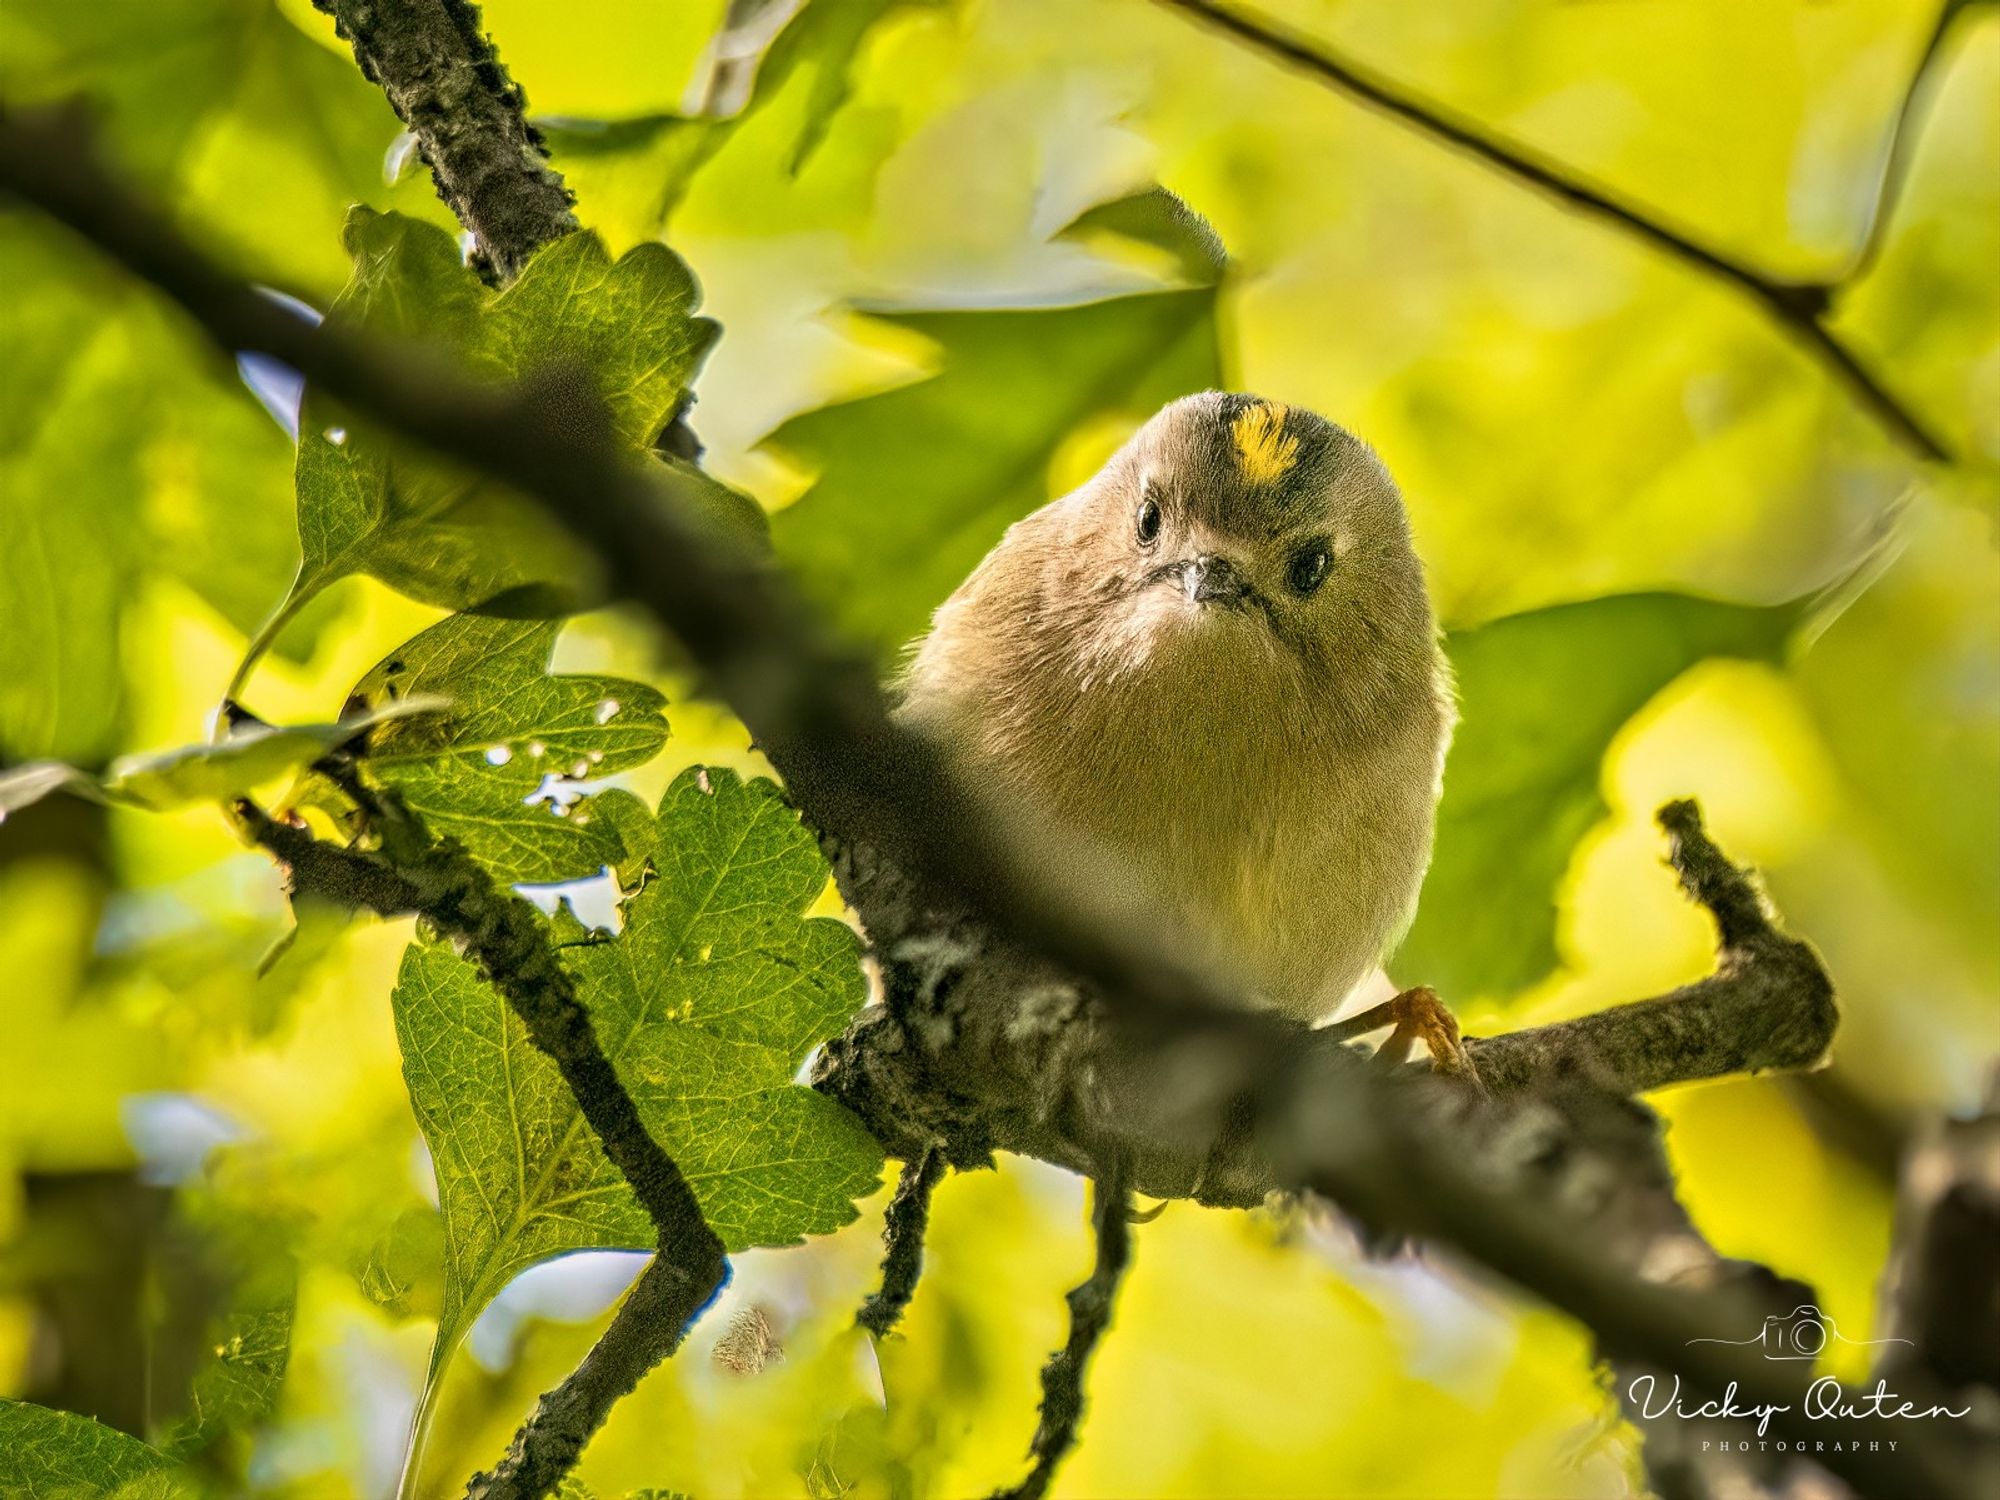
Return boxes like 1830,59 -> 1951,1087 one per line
1151,0 -> 1956,462
1460,798 -> 1837,1095
5,128 -> 1991,1499
992,1159 -> 1134,1500
466,1252 -> 728,1500
857,1147 -> 947,1338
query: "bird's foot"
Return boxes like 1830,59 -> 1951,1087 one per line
1326,986 -> 1484,1091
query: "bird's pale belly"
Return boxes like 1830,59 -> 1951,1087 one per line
1012,757 -> 1426,1023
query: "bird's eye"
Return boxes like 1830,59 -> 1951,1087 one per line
1287,544 -> 1332,596
1135,495 -> 1163,547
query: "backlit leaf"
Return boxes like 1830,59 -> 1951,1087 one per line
1058,186 -> 1229,287
273,210 -> 722,640
0,700 -> 443,818
392,767 -> 880,1357
343,613 -> 671,884
0,1401 -> 181,1499
768,288 -> 1222,655
1395,593 -> 1801,1001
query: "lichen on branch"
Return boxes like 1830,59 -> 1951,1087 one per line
313,0 -> 577,282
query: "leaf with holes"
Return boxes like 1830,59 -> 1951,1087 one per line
392,766 -> 880,1361
339,612 -> 670,884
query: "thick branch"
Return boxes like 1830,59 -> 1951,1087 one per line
1878,1069 -> 2000,1400
6,126 -> 1990,1500
1152,0 -> 1956,463
312,0 -> 576,282
813,802 -> 1837,1197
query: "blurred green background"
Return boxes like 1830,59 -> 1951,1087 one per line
1,1 -> 1995,1496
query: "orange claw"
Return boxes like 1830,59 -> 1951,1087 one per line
1327,985 -> 1484,1090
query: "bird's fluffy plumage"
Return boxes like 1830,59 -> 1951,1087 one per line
897,392 -> 1453,1020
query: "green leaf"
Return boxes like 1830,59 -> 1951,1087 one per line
0,221 -> 153,762
392,767 -> 880,1356
1394,593 -> 1800,1001
542,114 -> 729,245
284,213 -> 566,621
154,1289 -> 294,1463
475,232 -> 717,450
754,0 -> 948,174
105,700 -> 444,810
768,287 -> 1222,654
0,0 -> 454,293
1795,500 -> 2000,982
0,1401 -> 177,1499
1058,186 -> 1229,286
545,0 -> 941,236
343,613 -> 671,884
275,210 -> 723,638
0,700 -> 443,819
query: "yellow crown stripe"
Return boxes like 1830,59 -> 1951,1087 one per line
1231,401 -> 1300,485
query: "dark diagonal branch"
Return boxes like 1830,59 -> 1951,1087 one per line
1152,0 -> 1958,463
312,0 -> 576,283
992,1161 -> 1134,1500
234,800 -> 726,1500
7,122 -> 1992,1500
856,1146 -> 947,1338
1878,1068 -> 2000,1399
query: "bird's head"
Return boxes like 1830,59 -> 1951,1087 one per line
1041,392 -> 1440,728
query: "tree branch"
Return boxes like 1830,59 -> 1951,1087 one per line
992,1160 -> 1134,1500
856,1146 -> 946,1339
1878,1067 -> 2000,1400
6,123 -> 1992,1499
812,801 -> 1837,1199
1461,799 -> 1837,1095
311,0 -> 576,283
1151,0 -> 1958,463
464,1252 -> 725,1500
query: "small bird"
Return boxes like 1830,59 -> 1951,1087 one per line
898,392 -> 1471,1072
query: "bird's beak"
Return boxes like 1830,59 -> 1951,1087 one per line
1179,553 -> 1248,605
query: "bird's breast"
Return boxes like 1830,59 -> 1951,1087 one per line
957,676 -> 1439,1020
